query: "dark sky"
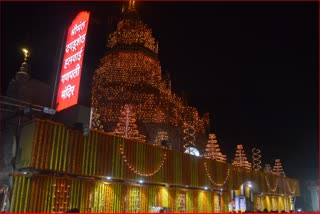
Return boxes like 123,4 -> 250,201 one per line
1,1 -> 318,185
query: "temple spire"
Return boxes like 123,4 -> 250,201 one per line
128,0 -> 136,12
22,48 -> 30,62
16,48 -> 30,82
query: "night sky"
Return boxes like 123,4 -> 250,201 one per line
1,1 -> 318,189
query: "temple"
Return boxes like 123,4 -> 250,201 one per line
90,1 -> 210,152
5,1 -> 300,213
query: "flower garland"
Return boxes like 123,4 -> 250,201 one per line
286,180 -> 296,194
264,175 -> 278,192
203,162 -> 230,187
119,143 -> 166,177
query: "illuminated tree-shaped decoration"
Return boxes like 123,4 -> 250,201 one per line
232,144 -> 252,170
113,104 -> 146,142
90,108 -> 104,130
252,148 -> 262,171
264,164 -> 272,173
204,133 -> 226,163
182,122 -> 196,148
154,131 -> 169,146
272,159 -> 286,177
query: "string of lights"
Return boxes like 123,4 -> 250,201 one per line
154,131 -> 169,146
108,19 -> 158,53
272,159 -> 286,177
183,122 -> 196,148
203,162 -> 230,187
119,143 -> 166,177
232,145 -> 252,171
286,180 -> 296,194
252,148 -> 262,171
112,104 -> 146,142
264,175 -> 278,192
91,11 -> 210,148
204,134 -> 226,163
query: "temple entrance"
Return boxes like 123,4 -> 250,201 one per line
230,182 -> 256,212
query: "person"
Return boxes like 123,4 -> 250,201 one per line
263,208 -> 269,212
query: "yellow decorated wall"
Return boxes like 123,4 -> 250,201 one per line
12,119 -> 300,212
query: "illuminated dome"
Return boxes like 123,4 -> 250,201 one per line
108,19 -> 158,54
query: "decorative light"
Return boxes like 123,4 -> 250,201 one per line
106,176 -> 112,180
90,108 -> 104,130
204,186 -> 208,190
183,122 -> 196,148
138,180 -> 144,184
22,48 -> 29,59
252,148 -> 262,171
112,104 -> 146,142
52,180 -> 71,212
204,133 -> 226,162
91,13 -> 210,148
204,162 -> 230,187
286,180 -> 296,194
232,144 -> 252,170
154,131 -> 169,146
247,183 -> 252,188
264,175 -> 278,192
272,159 -> 286,177
119,143 -> 166,177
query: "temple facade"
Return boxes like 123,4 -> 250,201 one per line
11,119 -> 299,212
6,2 -> 300,213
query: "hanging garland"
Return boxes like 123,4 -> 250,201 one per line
286,180 -> 296,194
203,162 -> 230,187
264,175 -> 278,192
119,143 -> 166,177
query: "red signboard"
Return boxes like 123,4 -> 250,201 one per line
56,11 -> 90,112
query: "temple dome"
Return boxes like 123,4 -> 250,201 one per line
107,6 -> 158,54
